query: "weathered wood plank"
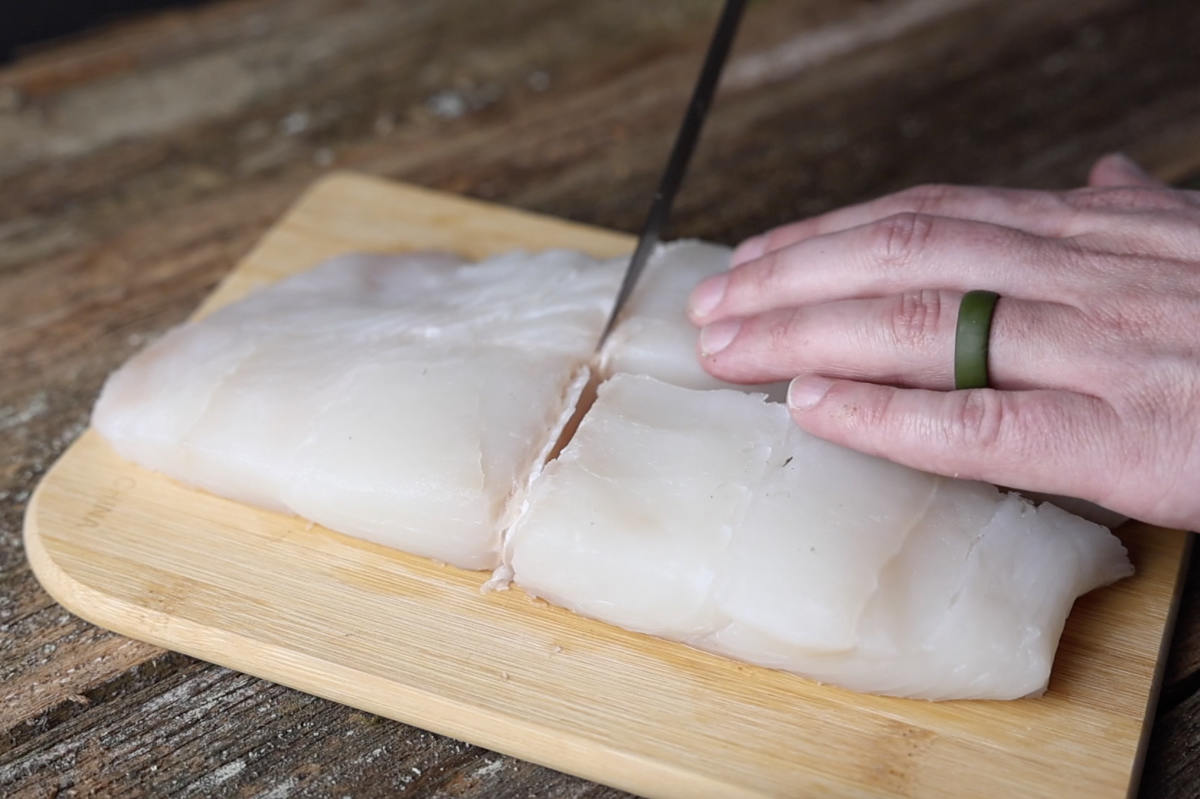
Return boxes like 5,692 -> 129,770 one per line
3,0 -> 1200,796
2,651 -> 628,798
1142,661 -> 1200,799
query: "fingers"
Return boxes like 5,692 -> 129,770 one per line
690,213 -> 1074,325
697,292 -> 1085,391
1087,153 -> 1163,188
1065,159 -> 1200,257
729,161 -> 1184,274
785,377 -> 1120,502
730,184 -> 1073,268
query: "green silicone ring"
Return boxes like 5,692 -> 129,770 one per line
954,290 -> 999,390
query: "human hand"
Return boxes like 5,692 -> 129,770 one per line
688,154 -> 1200,530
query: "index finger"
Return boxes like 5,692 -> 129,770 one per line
689,213 -> 1082,325
731,184 -> 1074,268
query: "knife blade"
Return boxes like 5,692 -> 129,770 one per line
596,0 -> 746,347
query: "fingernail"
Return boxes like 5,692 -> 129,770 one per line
731,235 -> 766,266
699,319 -> 741,356
788,376 -> 832,410
689,273 -> 728,319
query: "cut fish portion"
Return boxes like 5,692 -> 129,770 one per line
505,374 -> 1133,700
502,381 -> 773,637
711,424 -> 937,653
599,240 -> 790,400
94,251 -> 620,570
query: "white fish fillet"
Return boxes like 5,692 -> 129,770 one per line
94,246 -> 1135,699
93,250 -> 620,570
600,240 -> 790,400
505,374 -> 1133,700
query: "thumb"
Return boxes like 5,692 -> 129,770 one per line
1087,152 -> 1163,188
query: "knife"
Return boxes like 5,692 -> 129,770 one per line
596,0 -> 747,347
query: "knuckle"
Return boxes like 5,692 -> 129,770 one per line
1089,299 -> 1158,345
763,225 -> 794,254
1030,235 -> 1089,284
735,248 -> 785,298
722,266 -> 759,311
1060,187 -> 1103,211
853,387 -> 898,438
1065,186 -> 1189,213
1028,192 -> 1081,237
1063,187 -> 1122,211
765,309 -> 803,353
947,390 -> 1008,452
887,289 -> 946,349
900,183 -> 959,216
872,212 -> 936,266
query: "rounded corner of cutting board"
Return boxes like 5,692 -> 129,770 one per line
21,434 -> 254,663
22,437 -> 139,640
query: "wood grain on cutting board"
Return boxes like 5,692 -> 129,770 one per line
24,172 -> 1192,798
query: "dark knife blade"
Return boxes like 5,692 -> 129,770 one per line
596,0 -> 746,347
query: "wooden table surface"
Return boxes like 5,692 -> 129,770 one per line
3,1 -> 1199,796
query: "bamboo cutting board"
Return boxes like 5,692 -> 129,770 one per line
24,172 -> 1192,798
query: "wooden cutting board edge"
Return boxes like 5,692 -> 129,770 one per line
21,478 -> 731,799
1129,533 -> 1193,797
